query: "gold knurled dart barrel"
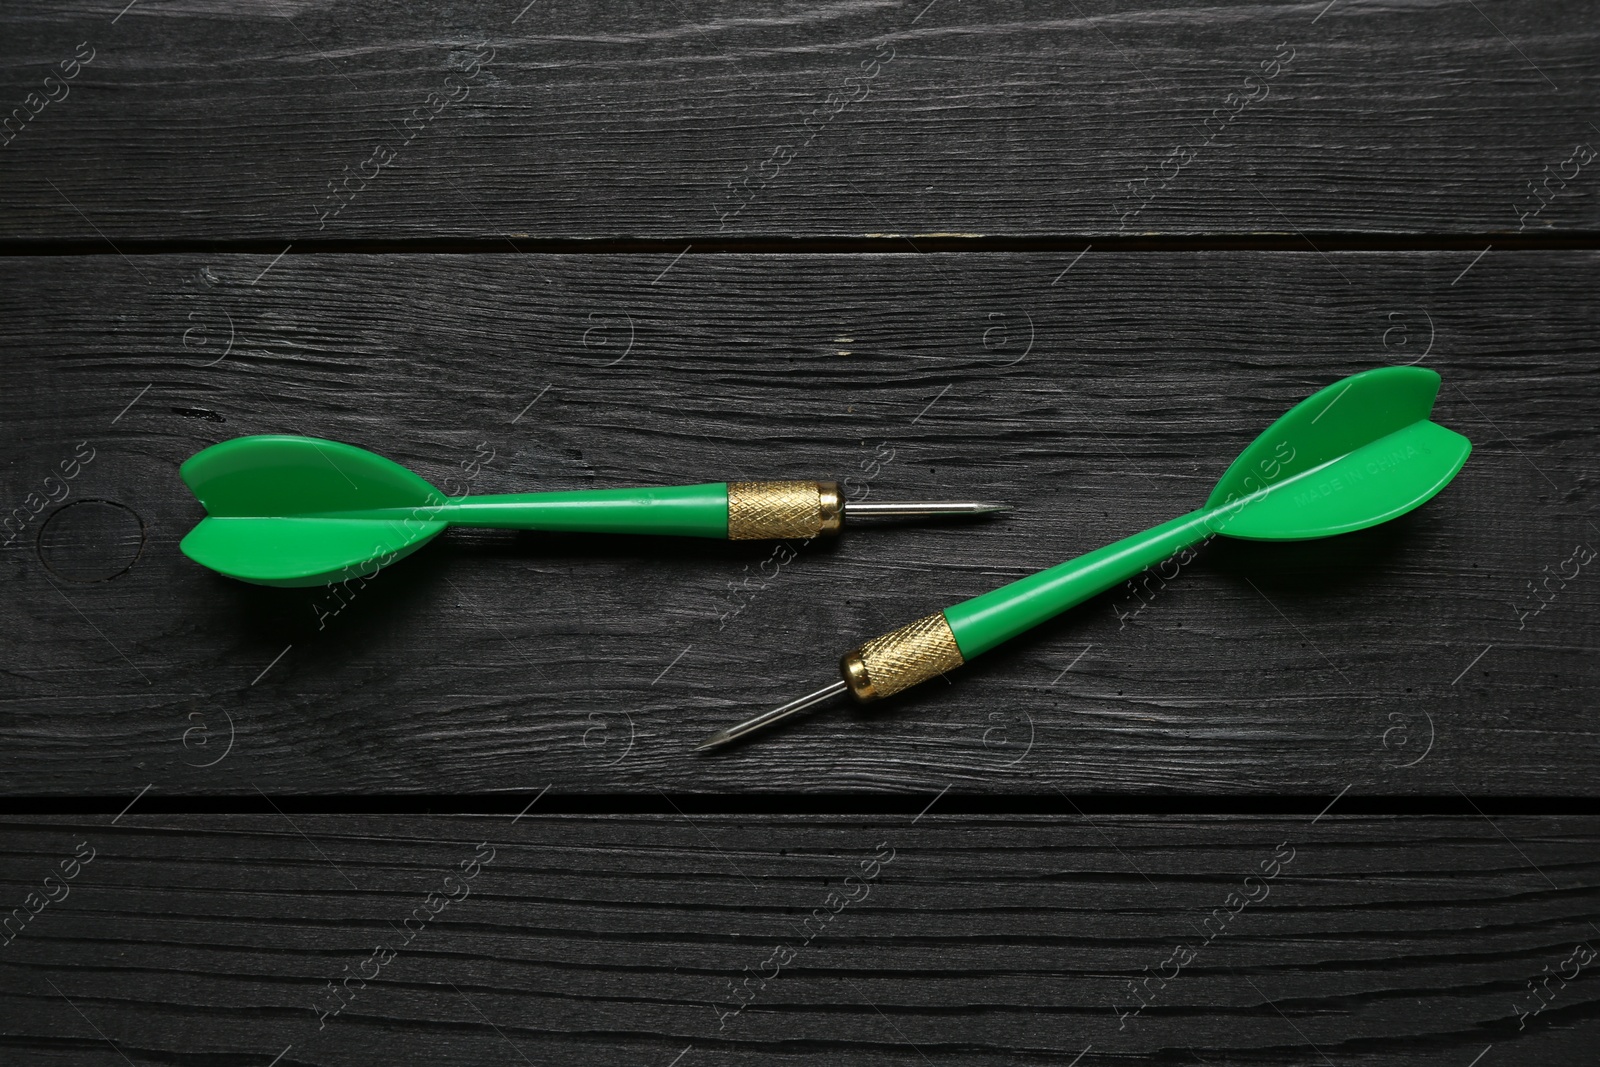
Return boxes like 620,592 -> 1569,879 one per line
726,481 -> 844,540
840,612 -> 965,701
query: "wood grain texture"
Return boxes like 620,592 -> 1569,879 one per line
1,1 -> 1597,241
1,250 -> 1595,797
1,815 -> 1596,1065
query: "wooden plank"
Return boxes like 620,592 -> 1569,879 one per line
1,1 -> 1597,241
1,814 -> 1596,1064
1,250 -> 1596,796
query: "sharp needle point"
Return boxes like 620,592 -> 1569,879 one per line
843,500 -> 1012,518
697,679 -> 849,751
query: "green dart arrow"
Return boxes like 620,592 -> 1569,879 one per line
699,366 -> 1472,751
178,435 -> 1006,587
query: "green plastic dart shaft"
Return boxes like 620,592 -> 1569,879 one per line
308,483 -> 735,538
699,366 -> 1473,751
945,509 -> 1214,656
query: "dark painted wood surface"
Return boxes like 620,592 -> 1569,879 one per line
2,1 -> 1598,241
3,4 -> 1597,1061
2,251 -> 1595,796
2,815 -> 1596,1065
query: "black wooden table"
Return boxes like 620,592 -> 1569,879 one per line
3,3 -> 1597,1063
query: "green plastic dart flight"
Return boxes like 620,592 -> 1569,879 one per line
699,366 -> 1472,750
178,437 -> 1006,587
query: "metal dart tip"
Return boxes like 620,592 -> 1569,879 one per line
843,500 -> 1012,519
696,678 -> 849,752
